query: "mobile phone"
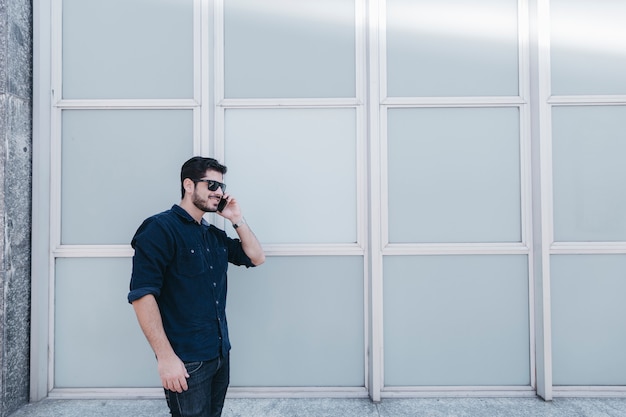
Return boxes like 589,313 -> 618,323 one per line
217,197 -> 228,212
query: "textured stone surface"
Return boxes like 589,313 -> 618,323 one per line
0,1 -> 7,95
7,398 -> 626,417
6,0 -> 32,99
0,0 -> 33,416
222,398 -> 379,417
377,398 -> 626,417
2,95 -> 32,417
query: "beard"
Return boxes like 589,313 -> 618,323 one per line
192,192 -> 217,213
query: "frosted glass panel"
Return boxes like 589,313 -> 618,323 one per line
386,0 -> 519,97
552,255 -> 626,385
228,256 -> 364,386
551,0 -> 626,95
61,110 -> 193,245
55,258 -> 160,388
387,107 -> 521,243
224,109 -> 357,244
224,0 -> 356,98
552,106 -> 626,242
384,255 -> 530,386
63,0 -> 193,99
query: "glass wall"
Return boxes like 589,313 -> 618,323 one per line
549,0 -> 626,389
53,0 -> 197,389
220,0 -> 365,390
35,0 -> 626,400
381,0 -> 531,389
384,255 -> 530,386
52,0 -> 366,393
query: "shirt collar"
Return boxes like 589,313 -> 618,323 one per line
171,204 -> 210,227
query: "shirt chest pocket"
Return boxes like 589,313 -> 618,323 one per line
210,246 -> 229,276
176,246 -> 208,277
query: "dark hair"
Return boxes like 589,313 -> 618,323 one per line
180,156 -> 227,198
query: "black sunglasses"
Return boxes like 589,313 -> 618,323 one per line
193,179 -> 226,192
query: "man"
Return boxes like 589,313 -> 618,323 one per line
128,156 -> 265,417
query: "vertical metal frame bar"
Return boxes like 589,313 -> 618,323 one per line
212,0 -> 225,161
367,0 -> 384,402
517,0 -> 537,391
193,0 -> 204,155
200,0 -> 212,156
530,0 -> 554,401
47,0 -> 64,394
212,0 -> 225,233
31,0 -> 53,402
354,0 -> 371,394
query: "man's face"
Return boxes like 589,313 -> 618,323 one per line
192,170 -> 225,213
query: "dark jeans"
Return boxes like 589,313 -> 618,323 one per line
165,354 -> 230,417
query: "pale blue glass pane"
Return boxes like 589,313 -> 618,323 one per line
552,255 -> 626,385
386,0 -> 519,97
63,0 -> 194,99
551,0 -> 626,95
553,106 -> 626,242
55,258 -> 160,388
387,107 -> 521,243
61,110 -> 193,245
224,0 -> 356,98
384,255 -> 530,386
228,256 -> 364,386
224,109 -> 357,244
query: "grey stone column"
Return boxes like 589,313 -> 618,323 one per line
0,0 -> 33,416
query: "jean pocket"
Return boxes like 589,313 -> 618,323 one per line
184,361 -> 203,375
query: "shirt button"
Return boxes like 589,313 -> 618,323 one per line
216,301 -> 219,305
190,249 -> 195,254
213,282 -> 217,287
210,266 -> 213,270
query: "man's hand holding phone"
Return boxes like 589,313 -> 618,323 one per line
216,194 -> 244,229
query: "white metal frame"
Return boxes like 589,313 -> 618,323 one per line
38,0 -> 206,399
41,0 -> 371,400
213,0 -> 371,398
374,0 -> 537,399
532,0 -> 626,400
537,0 -> 626,400
366,0 -> 384,402
30,0 -> 626,403
529,0 -> 554,401
31,0 -> 53,402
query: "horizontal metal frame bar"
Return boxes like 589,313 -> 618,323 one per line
384,243 -> 530,256
55,99 -> 200,109
553,386 -> 626,398
548,96 -> 626,105
381,386 -> 536,398
550,242 -> 626,254
382,96 -> 526,106
53,243 -> 367,258
48,386 -> 370,400
217,98 -> 362,108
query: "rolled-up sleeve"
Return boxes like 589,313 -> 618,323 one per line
226,236 -> 255,268
128,217 -> 173,304
205,224 -> 255,268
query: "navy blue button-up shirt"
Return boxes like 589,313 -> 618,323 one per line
128,204 -> 255,362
